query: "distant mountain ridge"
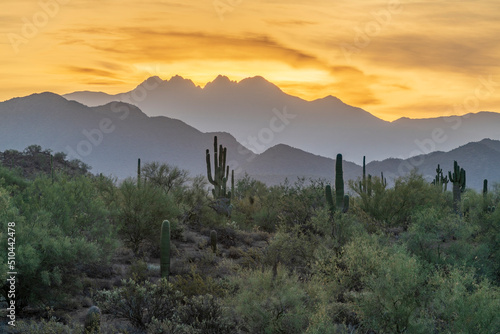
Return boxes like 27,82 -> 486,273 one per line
63,75 -> 500,164
0,92 -> 498,190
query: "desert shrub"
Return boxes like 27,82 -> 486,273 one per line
428,267 -> 500,333
175,294 -> 236,333
117,179 -> 180,253
351,172 -> 447,229
13,318 -> 83,334
0,165 -> 29,191
128,259 -> 149,282
0,175 -> 117,309
146,294 -> 235,334
228,268 -> 312,334
276,178 -> 326,232
311,208 -> 366,252
231,175 -> 281,231
96,278 -> 233,333
353,246 -> 431,333
266,224 -> 319,276
335,233 -> 390,292
172,266 -> 226,297
141,161 -> 189,195
95,278 -> 183,329
403,207 -> 468,264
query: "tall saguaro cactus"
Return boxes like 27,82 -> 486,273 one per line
206,136 -> 233,199
160,220 -> 171,279
335,154 -> 345,210
325,153 -> 349,214
448,161 -> 466,214
137,158 -> 141,188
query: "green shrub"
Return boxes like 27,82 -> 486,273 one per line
117,179 -> 180,254
95,278 -> 183,329
428,267 -> 500,333
228,268 -> 312,334
176,294 -> 236,333
172,266 -> 226,297
0,175 -> 117,309
354,246 -> 431,333
13,318 -> 83,334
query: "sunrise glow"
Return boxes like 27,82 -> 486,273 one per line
1,0 -> 499,120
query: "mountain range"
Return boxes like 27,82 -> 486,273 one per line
0,91 -> 499,191
64,75 -> 500,164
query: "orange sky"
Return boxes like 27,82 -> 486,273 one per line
1,0 -> 499,121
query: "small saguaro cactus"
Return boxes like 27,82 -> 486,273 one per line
206,136 -> 234,200
380,172 -> 387,188
362,156 -> 366,193
367,174 -> 373,197
210,230 -> 217,254
160,220 -> 171,279
448,161 -> 466,214
50,154 -> 54,184
483,179 -> 488,197
84,306 -> 101,334
137,158 -> 141,187
432,164 -> 449,192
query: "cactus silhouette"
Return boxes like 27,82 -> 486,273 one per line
210,230 -> 217,254
432,164 -> 449,192
206,136 -> 233,199
137,158 -> 141,188
380,172 -> 387,188
325,154 -> 349,214
448,161 -> 466,214
160,220 -> 170,279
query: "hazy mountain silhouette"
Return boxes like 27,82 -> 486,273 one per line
0,92 -> 252,179
64,75 -> 500,163
1,93 -> 498,190
243,139 -> 500,191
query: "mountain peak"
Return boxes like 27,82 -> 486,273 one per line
203,75 -> 236,91
238,76 -> 282,92
165,75 -> 196,88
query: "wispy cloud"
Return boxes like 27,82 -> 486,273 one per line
0,0 -> 498,120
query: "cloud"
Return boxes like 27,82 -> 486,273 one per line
64,66 -> 120,79
263,19 -> 316,27
361,34 -> 500,75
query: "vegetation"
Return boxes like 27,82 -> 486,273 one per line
1,145 -> 499,333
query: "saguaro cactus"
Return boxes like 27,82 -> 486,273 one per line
84,306 -> 101,334
206,136 -> 233,199
325,154 -> 349,214
335,154 -> 345,210
50,154 -> 54,184
362,156 -> 366,192
380,172 -> 387,188
210,230 -> 217,254
137,158 -> 141,187
448,161 -> 466,214
160,220 -> 171,279
432,164 -> 449,192
483,179 -> 488,197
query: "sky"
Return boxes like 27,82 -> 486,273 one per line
1,0 -> 499,121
